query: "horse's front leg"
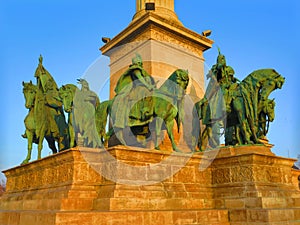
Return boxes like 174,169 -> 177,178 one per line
37,135 -> 44,159
104,127 -> 114,147
235,125 -> 242,145
21,130 -> 33,165
201,125 -> 214,150
69,113 -> 76,148
165,119 -> 181,152
69,124 -> 75,148
191,112 -> 201,152
154,117 -> 164,150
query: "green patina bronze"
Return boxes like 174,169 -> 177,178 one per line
21,56 -> 69,164
21,52 -> 284,163
98,55 -> 189,151
192,50 -> 285,151
152,69 -> 189,152
111,53 -> 156,145
59,81 -> 103,149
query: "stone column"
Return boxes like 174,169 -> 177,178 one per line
133,0 -> 179,24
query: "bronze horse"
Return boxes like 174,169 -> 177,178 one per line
98,69 -> 189,152
193,69 -> 284,150
59,84 -> 103,148
22,81 -> 68,164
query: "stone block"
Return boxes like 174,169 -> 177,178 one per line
247,209 -> 269,222
229,209 -> 247,222
244,197 -> 262,208
267,209 -> 294,222
144,211 -> 173,225
225,199 -> 245,209
172,165 -> 196,183
293,208 -> 300,221
172,211 -> 197,224
261,197 -> 289,208
294,198 -> 300,207
60,198 -> 94,211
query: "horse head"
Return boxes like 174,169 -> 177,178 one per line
22,81 -> 37,109
158,69 -> 189,100
176,69 -> 189,89
168,69 -> 189,97
259,72 -> 285,102
264,99 -> 276,122
59,84 -> 77,113
276,76 -> 285,89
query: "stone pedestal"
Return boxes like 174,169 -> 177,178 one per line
0,145 -> 299,225
211,145 -> 300,225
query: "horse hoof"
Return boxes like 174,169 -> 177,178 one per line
245,141 -> 253,145
174,148 -> 182,153
193,149 -> 202,153
21,160 -> 29,165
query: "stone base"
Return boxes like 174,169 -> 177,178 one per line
0,145 -> 299,225
211,145 -> 300,224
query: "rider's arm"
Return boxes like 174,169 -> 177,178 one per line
132,69 -> 154,90
45,92 -> 63,108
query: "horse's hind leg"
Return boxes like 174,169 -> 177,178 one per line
21,130 -> 33,165
233,100 -> 252,144
154,117 -> 164,150
247,117 -> 259,143
45,136 -> 57,154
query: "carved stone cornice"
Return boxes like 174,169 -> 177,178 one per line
100,12 -> 213,57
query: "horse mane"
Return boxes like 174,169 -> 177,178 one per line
59,84 -> 79,93
23,81 -> 37,91
242,69 -> 280,84
241,68 -> 281,103
159,69 -> 188,95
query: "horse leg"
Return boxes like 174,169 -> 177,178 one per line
58,131 -> 71,151
21,130 -> 33,165
201,125 -> 214,150
200,126 -> 209,151
92,126 -> 103,148
45,136 -> 57,154
235,125 -> 242,145
247,116 -> 259,143
154,117 -> 164,150
209,123 -> 221,148
233,100 -> 252,144
191,112 -> 201,152
69,125 -> 76,147
165,119 -> 181,152
37,134 -> 44,160
104,127 -> 114,147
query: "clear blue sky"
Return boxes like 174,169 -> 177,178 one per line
1,0 -> 299,179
